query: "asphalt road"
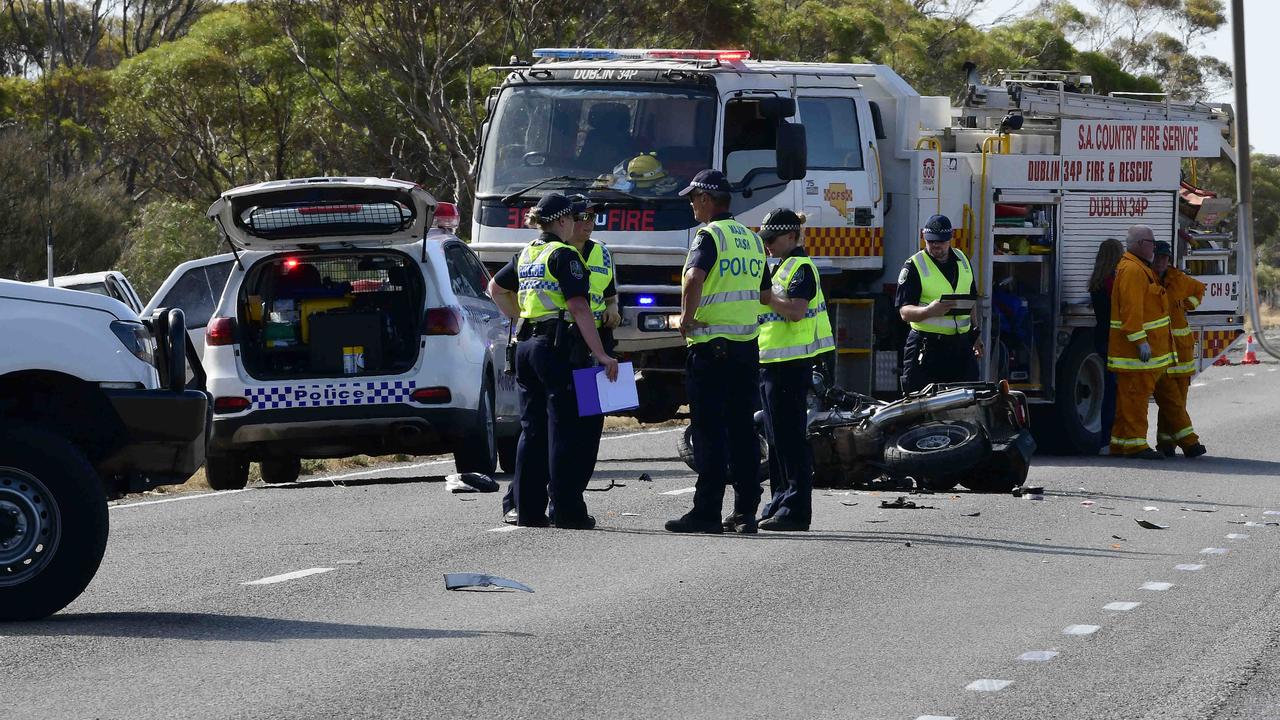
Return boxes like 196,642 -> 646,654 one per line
6,359 -> 1280,720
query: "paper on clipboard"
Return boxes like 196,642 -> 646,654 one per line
573,361 -> 638,416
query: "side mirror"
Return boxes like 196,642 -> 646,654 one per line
757,97 -> 796,120
776,122 -> 807,181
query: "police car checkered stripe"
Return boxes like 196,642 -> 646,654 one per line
246,380 -> 417,409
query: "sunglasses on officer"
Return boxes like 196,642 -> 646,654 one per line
573,212 -> 594,222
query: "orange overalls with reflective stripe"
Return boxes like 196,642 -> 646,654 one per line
1108,252 -> 1174,455
1154,266 -> 1206,452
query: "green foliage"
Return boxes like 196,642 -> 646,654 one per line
116,199 -> 223,299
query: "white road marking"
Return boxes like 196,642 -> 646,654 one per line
1018,650 -> 1059,662
1269,368 -> 1278,372
914,716 -> 956,720
662,487 -> 697,495
1191,382 -> 1207,387
1104,601 -> 1141,611
1226,533 -> 1250,540
1175,563 -> 1206,571
1063,624 -> 1100,636
1200,547 -> 1229,555
1264,510 -> 1280,515
1141,582 -> 1174,591
110,489 -> 249,510
966,679 -> 1012,692
487,525 -> 523,533
1219,377 -> 1234,382
297,459 -> 452,484
1245,372 -> 1257,377
243,567 -> 334,586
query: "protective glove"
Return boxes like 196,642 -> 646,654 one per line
1137,341 -> 1152,362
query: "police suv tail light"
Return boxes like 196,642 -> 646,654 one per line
214,396 -> 251,414
434,202 -> 460,231
423,307 -> 461,336
410,387 -> 452,404
206,317 -> 237,347
110,320 -> 156,366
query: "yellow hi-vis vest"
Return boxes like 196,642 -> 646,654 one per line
909,248 -> 973,335
517,240 -> 578,322
759,255 -> 835,363
585,240 -> 613,328
687,218 -> 766,345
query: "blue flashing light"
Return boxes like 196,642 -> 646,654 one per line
637,295 -> 656,306
532,48 -> 642,61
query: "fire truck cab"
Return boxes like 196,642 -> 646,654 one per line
469,49 -> 1244,453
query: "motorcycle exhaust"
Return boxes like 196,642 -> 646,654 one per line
866,389 -> 977,429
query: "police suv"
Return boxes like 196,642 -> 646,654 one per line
197,177 -> 519,490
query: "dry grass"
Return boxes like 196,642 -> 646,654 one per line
1248,305 -> 1280,333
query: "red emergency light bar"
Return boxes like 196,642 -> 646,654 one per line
644,49 -> 751,62
532,48 -> 750,63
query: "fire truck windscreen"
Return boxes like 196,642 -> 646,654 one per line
478,85 -> 716,200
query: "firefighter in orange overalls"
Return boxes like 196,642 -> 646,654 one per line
1108,225 -> 1174,459
1151,241 -> 1208,458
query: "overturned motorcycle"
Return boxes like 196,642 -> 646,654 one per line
677,377 -> 1036,493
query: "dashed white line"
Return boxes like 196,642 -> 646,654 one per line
1264,510 -> 1280,516
110,488 -> 249,510
1018,650 -> 1059,662
966,679 -> 1013,692
914,716 -> 956,720
1141,582 -> 1174,591
243,567 -> 334,586
1226,533 -> 1250,540
1104,601 -> 1141,611
487,525 -> 524,533
1245,372 -> 1257,377
1191,382 -> 1207,387
602,427 -> 683,441
1200,547 -> 1229,555
1175,563 -> 1206,571
1063,624 -> 1100,636
661,487 -> 697,495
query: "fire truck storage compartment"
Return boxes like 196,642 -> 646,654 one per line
237,252 -> 424,380
990,198 -> 1057,397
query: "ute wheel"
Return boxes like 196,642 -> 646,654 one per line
883,421 -> 987,484
454,381 -> 497,475
1032,333 -> 1105,455
677,425 -> 768,479
0,427 -> 109,621
205,454 -> 250,490
496,433 -> 519,474
260,458 -> 301,485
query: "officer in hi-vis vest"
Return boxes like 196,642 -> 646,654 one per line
895,214 -> 982,393
487,193 -> 619,530
756,209 -> 834,532
665,169 -> 772,535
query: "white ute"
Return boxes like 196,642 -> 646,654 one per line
0,280 -> 208,620
200,177 -> 519,490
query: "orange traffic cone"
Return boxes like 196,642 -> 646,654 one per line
1243,334 -> 1260,365
1212,339 -> 1232,366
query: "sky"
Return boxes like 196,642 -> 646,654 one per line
970,0 -> 1278,156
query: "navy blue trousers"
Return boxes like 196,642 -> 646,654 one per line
510,336 -> 591,524
686,338 -> 763,521
759,358 -> 814,523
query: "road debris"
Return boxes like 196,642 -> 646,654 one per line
841,501 -> 859,507
1081,500 -> 1096,507
963,511 -> 981,517
586,478 -> 626,492
1135,519 -> 1169,530
1143,506 -> 1159,512
1181,507 -> 1218,513
880,496 -> 936,510
638,473 -> 653,482
444,573 -> 534,593
621,512 -> 641,517
1112,535 -> 1126,541
445,473 -> 499,493
1011,485 -> 1045,498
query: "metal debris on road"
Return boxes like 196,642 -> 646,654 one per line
1135,519 -> 1169,530
881,496 -> 936,510
962,511 -> 981,517
1011,485 -> 1044,498
621,512 -> 640,517
1181,507 -> 1218,513
444,573 -> 534,593
1143,506 -> 1159,512
638,473 -> 653,482
445,473 -> 499,493
1112,535 -> 1126,541
585,478 -> 626,492
841,501 -> 859,507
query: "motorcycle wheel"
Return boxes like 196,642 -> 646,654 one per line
883,420 -> 988,486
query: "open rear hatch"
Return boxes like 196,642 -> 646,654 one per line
208,177 -> 437,251
237,251 -> 425,381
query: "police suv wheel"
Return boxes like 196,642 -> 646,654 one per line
883,420 -> 987,485
205,454 -> 250,490
454,381 -> 497,475
0,427 -> 108,621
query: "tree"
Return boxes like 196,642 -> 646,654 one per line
116,198 -> 220,297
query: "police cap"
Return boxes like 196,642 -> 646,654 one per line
679,169 -> 732,197
759,208 -> 805,242
923,214 -> 953,243
531,193 -> 573,223
1153,240 -> 1172,258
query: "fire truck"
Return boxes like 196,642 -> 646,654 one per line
469,48 -> 1246,454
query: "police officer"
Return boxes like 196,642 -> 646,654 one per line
756,209 -> 834,532
896,214 -> 981,393
665,169 -> 771,534
487,193 -> 619,529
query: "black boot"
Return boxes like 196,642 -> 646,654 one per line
665,513 -> 724,534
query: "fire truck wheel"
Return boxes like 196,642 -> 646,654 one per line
1032,334 -> 1105,454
